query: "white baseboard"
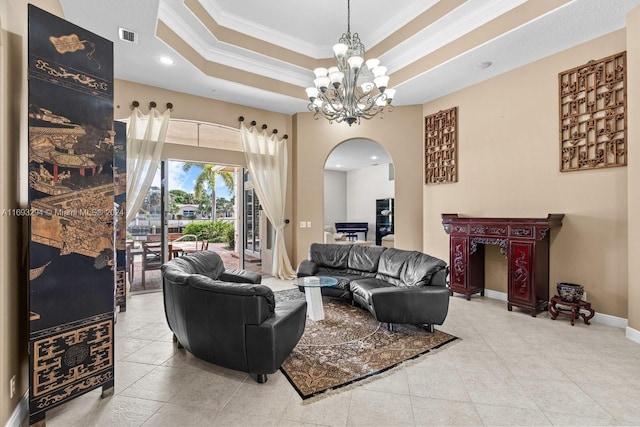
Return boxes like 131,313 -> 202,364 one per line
626,326 -> 640,344
481,290 -> 629,330
592,311 -> 628,329
483,289 -> 508,301
6,390 -> 28,427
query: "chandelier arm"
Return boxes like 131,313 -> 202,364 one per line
354,95 -> 377,114
319,92 -> 346,116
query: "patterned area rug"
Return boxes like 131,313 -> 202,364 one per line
276,290 -> 458,400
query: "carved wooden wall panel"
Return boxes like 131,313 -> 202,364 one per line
425,107 -> 457,184
559,52 -> 626,171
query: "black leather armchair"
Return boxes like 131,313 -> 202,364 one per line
162,251 -> 306,383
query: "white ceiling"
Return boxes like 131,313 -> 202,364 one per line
57,0 -> 640,170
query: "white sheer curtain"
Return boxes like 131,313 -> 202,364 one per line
125,107 -> 171,225
240,123 -> 295,279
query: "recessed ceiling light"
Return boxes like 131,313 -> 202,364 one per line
474,61 -> 492,70
371,156 -> 378,160
160,56 -> 174,65
336,164 -> 342,168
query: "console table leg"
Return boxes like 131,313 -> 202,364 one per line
507,302 -> 513,311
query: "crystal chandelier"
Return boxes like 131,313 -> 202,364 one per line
305,0 -> 395,126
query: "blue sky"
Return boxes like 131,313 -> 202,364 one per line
153,160 -> 234,200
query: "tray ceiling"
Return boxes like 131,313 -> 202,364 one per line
60,0 -> 640,115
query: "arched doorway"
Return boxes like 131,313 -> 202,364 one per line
323,138 -> 395,246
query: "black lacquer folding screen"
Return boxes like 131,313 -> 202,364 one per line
28,6 -> 115,424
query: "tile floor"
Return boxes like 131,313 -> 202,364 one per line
38,278 -> 640,426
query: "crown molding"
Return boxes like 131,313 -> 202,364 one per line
197,0 -> 326,59
383,0 -> 527,73
159,3 -> 311,87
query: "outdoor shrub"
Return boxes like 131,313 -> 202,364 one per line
224,226 -> 235,249
183,220 -> 234,245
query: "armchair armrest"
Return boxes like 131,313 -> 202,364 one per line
161,264 -> 191,285
296,260 -> 319,277
370,286 -> 450,325
429,267 -> 449,288
245,300 -> 307,374
220,268 -> 261,284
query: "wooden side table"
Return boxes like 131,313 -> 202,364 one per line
548,295 -> 595,326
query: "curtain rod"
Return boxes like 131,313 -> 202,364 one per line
131,100 -> 173,110
238,116 -> 288,139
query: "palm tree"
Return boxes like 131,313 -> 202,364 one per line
182,163 -> 235,219
146,186 -> 161,214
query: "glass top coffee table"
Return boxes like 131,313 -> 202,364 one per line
296,276 -> 338,321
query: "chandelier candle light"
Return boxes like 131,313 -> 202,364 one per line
306,0 -> 395,126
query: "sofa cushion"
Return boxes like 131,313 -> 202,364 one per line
400,252 -> 447,287
350,278 -> 393,305
347,244 -> 387,274
375,248 -> 414,286
316,268 -> 363,290
309,243 -> 351,269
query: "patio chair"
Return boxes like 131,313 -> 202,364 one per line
141,241 -> 163,289
126,241 -> 134,283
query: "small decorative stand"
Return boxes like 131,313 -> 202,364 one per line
548,296 -> 595,326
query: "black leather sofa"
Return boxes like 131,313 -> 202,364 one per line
297,243 -> 450,331
161,251 -> 307,383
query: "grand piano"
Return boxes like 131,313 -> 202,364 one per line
335,222 -> 369,241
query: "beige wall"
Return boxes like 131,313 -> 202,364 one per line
423,30 -> 630,318
292,106 -> 424,265
627,6 -> 640,332
114,80 -> 291,130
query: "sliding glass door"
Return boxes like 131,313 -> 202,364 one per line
126,161 -> 165,292
244,186 -> 260,256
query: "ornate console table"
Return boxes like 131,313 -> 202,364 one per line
441,214 -> 564,316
